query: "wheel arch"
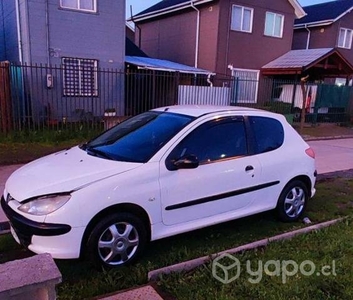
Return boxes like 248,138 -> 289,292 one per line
80,203 -> 151,258
288,175 -> 312,196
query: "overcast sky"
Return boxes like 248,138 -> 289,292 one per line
126,0 -> 335,18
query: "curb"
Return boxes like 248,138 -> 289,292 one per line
303,134 -> 353,141
148,218 -> 343,281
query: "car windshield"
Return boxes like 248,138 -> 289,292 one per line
82,111 -> 195,163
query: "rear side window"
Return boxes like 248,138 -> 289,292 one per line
249,116 -> 284,154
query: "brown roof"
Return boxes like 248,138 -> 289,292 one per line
261,48 -> 353,76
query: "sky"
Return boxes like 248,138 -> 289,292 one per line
126,0 -> 335,18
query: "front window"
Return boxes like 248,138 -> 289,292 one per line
60,0 -> 97,12
168,118 -> 247,165
264,12 -> 284,38
338,28 -> 353,49
231,5 -> 253,33
62,57 -> 98,96
83,112 -> 195,163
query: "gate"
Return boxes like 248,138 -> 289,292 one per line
313,84 -> 352,122
178,85 -> 231,105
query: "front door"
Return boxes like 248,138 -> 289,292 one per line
159,116 -> 262,226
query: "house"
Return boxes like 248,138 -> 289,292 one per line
0,0 -> 125,68
131,0 -> 305,103
0,0 -> 126,124
293,0 -> 353,69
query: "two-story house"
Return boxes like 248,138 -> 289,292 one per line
293,0 -> 353,69
0,0 -> 125,124
132,0 -> 305,103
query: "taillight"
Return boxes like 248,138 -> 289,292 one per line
305,147 -> 315,159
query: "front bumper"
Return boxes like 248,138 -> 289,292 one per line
1,196 -> 71,247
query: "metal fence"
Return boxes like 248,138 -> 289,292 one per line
0,62 -> 352,135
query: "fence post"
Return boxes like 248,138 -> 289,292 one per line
300,75 -> 309,134
0,61 -> 13,134
233,77 -> 239,105
290,81 -> 297,112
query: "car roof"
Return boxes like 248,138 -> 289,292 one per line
152,105 -> 261,117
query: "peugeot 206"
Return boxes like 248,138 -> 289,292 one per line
2,106 -> 316,268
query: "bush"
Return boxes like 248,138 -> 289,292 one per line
263,101 -> 292,114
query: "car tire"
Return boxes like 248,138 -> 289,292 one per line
86,213 -> 147,269
276,180 -> 308,222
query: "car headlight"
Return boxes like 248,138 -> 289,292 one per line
18,194 -> 71,216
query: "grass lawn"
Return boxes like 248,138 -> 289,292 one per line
0,177 -> 352,299
158,218 -> 353,300
0,127 -> 102,165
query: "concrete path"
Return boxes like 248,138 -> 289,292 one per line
308,138 -> 353,174
0,138 -> 353,224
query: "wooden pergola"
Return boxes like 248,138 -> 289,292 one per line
261,48 -> 353,81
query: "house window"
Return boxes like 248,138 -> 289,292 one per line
231,5 -> 253,33
264,12 -> 284,38
232,69 -> 259,103
60,0 -> 97,12
338,28 -> 353,49
62,57 -> 98,96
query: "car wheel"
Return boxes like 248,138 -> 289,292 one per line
86,213 -> 147,268
276,180 -> 308,222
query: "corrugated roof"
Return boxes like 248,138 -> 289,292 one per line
125,56 -> 214,74
295,0 -> 353,26
262,48 -> 334,69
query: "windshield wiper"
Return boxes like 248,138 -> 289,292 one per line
86,147 -> 115,160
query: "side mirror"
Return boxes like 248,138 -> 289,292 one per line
172,154 -> 199,170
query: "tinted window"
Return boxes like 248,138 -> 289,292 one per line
168,118 -> 247,164
84,112 -> 194,163
249,116 -> 284,154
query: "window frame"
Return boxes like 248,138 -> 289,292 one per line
264,11 -> 284,38
60,0 -> 97,13
231,5 -> 254,33
338,27 -> 353,49
62,57 -> 99,97
166,116 -> 248,169
248,116 -> 284,154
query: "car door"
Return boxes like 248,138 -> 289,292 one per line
159,116 -> 262,226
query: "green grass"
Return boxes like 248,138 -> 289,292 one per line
0,178 -> 352,299
0,125 -> 103,144
157,218 -> 353,300
0,127 -> 103,165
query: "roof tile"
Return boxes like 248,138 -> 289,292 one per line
295,0 -> 353,25
262,48 -> 334,69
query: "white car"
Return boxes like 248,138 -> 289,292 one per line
2,106 -> 316,268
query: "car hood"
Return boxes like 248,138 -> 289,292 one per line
5,146 -> 142,202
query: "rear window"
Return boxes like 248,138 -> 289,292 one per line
249,116 -> 284,154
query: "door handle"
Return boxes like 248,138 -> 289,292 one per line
245,165 -> 254,172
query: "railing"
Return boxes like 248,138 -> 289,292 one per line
0,63 -> 352,135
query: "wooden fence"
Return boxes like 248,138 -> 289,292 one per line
0,61 -> 12,133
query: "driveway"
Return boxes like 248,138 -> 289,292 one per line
308,138 -> 353,174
